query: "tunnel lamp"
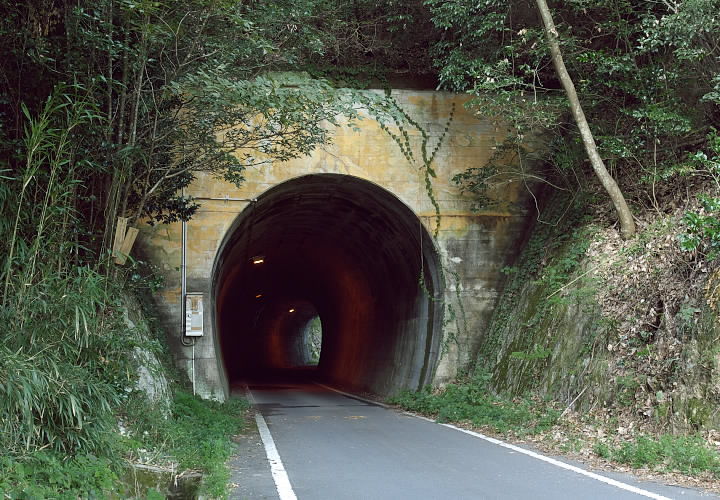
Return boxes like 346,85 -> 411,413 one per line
289,308 -> 295,313
251,256 -> 265,265
255,293 -> 262,299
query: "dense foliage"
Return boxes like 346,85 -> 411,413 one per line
2,0 -> 720,495
0,1 -> 439,496
431,0 -> 719,221
1,0 -> 370,256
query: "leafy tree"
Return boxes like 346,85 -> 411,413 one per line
535,0 -> 635,237
0,0 -> 440,262
426,0 -> 719,233
135,73 -> 363,225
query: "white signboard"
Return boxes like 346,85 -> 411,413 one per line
185,292 -> 204,337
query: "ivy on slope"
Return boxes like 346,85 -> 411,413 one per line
473,190 -> 595,377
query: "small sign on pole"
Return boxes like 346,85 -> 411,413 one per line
185,292 -> 204,337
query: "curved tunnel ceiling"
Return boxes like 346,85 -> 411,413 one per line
212,174 -> 444,396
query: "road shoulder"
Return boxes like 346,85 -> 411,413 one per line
228,410 -> 279,500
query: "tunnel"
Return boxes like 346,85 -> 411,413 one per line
212,174 -> 444,396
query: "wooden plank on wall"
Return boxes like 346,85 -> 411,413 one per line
114,226 -> 139,266
113,217 -> 128,258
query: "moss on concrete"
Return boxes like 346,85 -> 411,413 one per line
474,192 -> 604,405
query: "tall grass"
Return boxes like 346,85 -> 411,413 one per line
0,86 -> 128,455
0,269 -> 129,454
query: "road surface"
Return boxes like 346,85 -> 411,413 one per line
228,383 -> 718,500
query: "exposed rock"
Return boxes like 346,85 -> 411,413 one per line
122,297 -> 171,415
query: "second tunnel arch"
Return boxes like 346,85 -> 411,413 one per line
212,173 -> 445,396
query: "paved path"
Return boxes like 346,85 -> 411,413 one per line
229,383 -> 718,500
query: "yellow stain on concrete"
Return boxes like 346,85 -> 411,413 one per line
137,89 -> 534,281
135,89 -> 539,393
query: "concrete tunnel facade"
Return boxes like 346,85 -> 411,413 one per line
137,89 -> 541,400
214,174 -> 444,395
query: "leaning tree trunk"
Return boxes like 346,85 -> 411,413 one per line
535,0 -> 636,239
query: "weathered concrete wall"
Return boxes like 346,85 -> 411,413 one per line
136,89 -> 538,399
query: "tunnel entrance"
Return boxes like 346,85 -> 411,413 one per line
212,174 -> 444,396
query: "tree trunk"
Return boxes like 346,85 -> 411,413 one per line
535,0 -> 636,239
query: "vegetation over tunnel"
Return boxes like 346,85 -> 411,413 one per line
213,174 -> 444,396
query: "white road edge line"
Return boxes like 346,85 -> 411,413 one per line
408,412 -> 672,500
246,385 -> 671,500
246,389 -> 298,500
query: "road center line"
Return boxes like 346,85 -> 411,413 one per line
247,390 -> 297,500
409,412 -> 671,500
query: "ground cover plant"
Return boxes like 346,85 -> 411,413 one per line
120,390 -> 250,498
1,384 -> 250,499
594,433 -> 720,477
388,370 -> 561,437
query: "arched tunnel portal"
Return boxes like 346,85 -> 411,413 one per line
212,174 -> 444,396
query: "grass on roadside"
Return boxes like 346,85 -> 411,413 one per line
388,373 -> 720,481
0,391 -> 250,499
594,433 -> 720,478
387,371 -> 560,437
120,389 -> 250,498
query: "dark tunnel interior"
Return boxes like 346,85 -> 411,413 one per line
212,174 -> 444,396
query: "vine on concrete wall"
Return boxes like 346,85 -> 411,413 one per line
304,64 -> 454,234
374,95 -> 472,372
305,67 -> 468,378
379,99 -> 455,237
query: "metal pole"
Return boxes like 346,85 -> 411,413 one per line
181,188 -> 187,337
180,185 -> 195,397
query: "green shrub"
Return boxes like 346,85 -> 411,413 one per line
597,434 -> 720,478
0,453 -> 119,499
388,372 -> 560,437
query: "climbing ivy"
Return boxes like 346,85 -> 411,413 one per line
302,70 -> 468,376
373,96 -> 470,369
379,99 -> 455,237
305,64 -> 455,236
330,81 -> 469,370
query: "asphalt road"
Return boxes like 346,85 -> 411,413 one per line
229,383 -> 718,500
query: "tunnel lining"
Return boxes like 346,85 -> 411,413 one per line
211,174 -> 444,396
